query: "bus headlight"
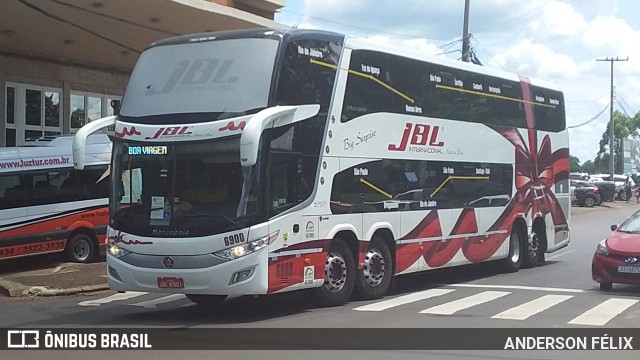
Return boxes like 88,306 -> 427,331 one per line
108,242 -> 131,258
214,231 -> 279,260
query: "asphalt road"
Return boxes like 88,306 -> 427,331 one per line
2,203 -> 640,359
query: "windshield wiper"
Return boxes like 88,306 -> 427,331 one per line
113,203 -> 145,221
616,229 -> 637,234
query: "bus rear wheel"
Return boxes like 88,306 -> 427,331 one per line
311,238 -> 355,307
354,236 -> 393,299
523,231 -> 541,268
499,229 -> 523,273
64,233 -> 96,263
186,294 -> 227,306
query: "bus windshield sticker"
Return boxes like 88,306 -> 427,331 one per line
150,196 -> 165,220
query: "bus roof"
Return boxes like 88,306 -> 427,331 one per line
343,35 -> 562,92
145,28 -> 561,93
0,134 -> 111,173
146,28 -> 344,49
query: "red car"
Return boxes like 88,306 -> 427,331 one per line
592,210 -> 640,291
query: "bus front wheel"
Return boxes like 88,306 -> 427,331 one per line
354,235 -> 393,299
64,233 -> 96,263
311,238 -> 355,307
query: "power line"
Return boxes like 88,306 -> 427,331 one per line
616,92 -> 638,117
473,1 -> 550,35
467,36 -> 504,70
17,0 -> 141,54
614,96 -> 633,119
277,8 -> 461,43
567,103 -> 610,128
435,49 -> 461,56
49,0 -> 179,36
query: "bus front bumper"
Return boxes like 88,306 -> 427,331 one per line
106,250 -> 268,296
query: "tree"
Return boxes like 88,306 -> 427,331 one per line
596,110 -> 638,174
570,155 -> 581,172
581,160 -> 596,174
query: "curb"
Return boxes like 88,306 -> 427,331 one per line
0,279 -> 108,297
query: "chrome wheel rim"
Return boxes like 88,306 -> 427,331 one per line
324,252 -> 347,293
510,234 -> 520,263
528,232 -> 539,259
363,249 -> 386,287
73,238 -> 91,261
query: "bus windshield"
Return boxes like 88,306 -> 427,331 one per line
111,137 -> 262,237
120,37 -> 279,121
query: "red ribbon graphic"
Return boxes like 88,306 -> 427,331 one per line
218,121 -> 246,131
115,127 -> 141,138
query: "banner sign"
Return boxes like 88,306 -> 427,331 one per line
3,328 -> 639,350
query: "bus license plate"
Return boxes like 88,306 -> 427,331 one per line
618,266 -> 640,274
157,277 -> 184,288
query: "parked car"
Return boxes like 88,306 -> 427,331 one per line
592,209 -> 640,291
590,174 -> 635,201
588,178 -> 616,202
569,172 -> 590,181
570,180 -> 600,207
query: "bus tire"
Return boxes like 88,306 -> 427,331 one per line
499,229 -> 523,273
311,238 -> 356,307
186,294 -> 227,306
64,233 -> 96,263
354,235 -> 393,300
522,230 -> 541,268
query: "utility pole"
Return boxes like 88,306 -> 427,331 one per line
596,57 -> 628,179
461,0 -> 470,62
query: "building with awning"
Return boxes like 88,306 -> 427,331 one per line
1,0 -> 286,146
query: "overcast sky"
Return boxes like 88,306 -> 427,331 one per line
274,0 -> 640,165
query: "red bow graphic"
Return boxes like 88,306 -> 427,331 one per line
462,126 -> 569,262
503,127 -> 569,227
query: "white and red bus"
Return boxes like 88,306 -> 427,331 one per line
74,29 -> 570,306
0,134 -> 111,262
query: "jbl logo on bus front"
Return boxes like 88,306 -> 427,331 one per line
145,126 -> 192,140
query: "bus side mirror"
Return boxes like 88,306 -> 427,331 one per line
73,115 -> 117,170
111,100 -> 121,116
240,104 -> 320,167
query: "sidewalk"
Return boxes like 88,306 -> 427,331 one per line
0,260 -> 108,297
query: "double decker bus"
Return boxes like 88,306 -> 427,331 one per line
73,28 -> 570,307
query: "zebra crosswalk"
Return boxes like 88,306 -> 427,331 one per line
76,285 -> 640,327
567,298 -> 638,326
491,294 -> 573,320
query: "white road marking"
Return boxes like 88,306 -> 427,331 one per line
420,291 -> 510,315
546,249 -> 575,261
353,289 -> 455,312
568,298 -> 638,326
131,294 -> 185,309
448,283 -> 585,293
491,294 -> 574,320
78,292 -> 147,307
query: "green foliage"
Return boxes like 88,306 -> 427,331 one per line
570,155 -> 581,172
596,110 -> 638,173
